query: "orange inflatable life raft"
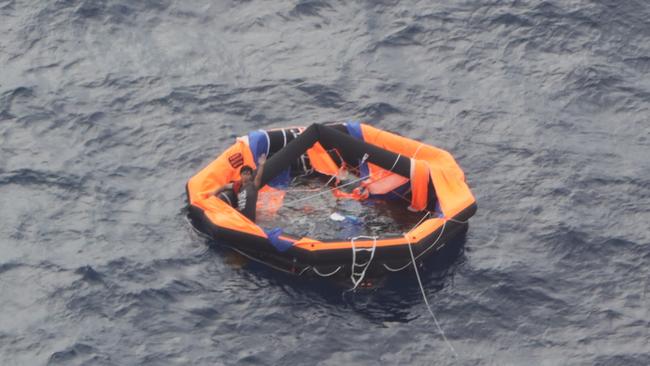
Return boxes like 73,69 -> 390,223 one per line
186,122 -> 476,279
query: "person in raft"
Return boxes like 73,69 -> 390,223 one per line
214,154 -> 266,222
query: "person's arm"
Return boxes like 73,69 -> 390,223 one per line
254,154 -> 266,189
213,182 -> 233,196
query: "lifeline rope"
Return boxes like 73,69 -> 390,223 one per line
383,219 -> 448,273
383,211 -> 433,272
312,266 -> 342,277
404,232 -> 458,358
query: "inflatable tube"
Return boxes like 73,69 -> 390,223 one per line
186,122 -> 477,280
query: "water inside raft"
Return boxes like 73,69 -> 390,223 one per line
256,175 -> 426,241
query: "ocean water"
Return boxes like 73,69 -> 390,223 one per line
1,0 -> 649,365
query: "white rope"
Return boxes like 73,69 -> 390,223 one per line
412,211 -> 432,230
349,235 -> 378,290
300,154 -> 311,175
388,153 -> 401,172
383,219 -> 447,272
312,266 -> 342,277
297,266 -> 312,276
283,149 -> 408,206
413,143 -> 424,159
264,130 -> 271,157
446,217 -> 469,224
404,232 -> 458,358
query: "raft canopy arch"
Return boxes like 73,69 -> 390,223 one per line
186,121 -> 476,266
259,123 -> 435,213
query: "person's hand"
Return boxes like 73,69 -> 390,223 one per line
258,154 -> 267,166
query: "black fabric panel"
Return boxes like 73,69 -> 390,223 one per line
327,123 -> 349,134
267,130 -> 286,154
427,175 -> 438,211
285,128 -> 301,144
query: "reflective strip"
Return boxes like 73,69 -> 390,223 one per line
263,130 -> 270,156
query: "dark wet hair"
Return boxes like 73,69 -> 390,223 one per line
240,165 -> 254,175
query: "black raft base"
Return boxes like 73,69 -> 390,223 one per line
187,201 -> 476,282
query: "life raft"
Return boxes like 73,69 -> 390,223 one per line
186,122 -> 476,282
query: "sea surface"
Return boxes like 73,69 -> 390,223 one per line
1,0 -> 649,365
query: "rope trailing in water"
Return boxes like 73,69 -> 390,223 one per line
382,211 -> 465,273
404,232 -> 459,358
383,221 -> 448,272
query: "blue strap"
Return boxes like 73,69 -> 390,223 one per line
264,228 -> 294,252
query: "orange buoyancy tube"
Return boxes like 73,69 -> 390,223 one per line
187,138 -> 267,237
359,123 -> 475,217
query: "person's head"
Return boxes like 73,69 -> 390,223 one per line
240,165 -> 254,183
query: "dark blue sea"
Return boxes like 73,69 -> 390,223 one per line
1,0 -> 649,365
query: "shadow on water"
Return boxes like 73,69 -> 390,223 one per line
197,218 -> 468,323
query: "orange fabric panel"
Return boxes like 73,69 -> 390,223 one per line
360,123 -> 475,217
366,173 -> 409,195
429,165 -> 476,218
332,186 -> 369,201
409,158 -> 429,212
306,142 -> 340,176
364,162 -> 409,195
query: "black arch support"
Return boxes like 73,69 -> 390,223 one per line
260,123 -> 413,186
